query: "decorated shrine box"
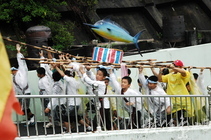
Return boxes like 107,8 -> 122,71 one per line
92,47 -> 124,64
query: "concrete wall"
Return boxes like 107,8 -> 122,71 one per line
16,124 -> 211,140
123,43 -> 211,92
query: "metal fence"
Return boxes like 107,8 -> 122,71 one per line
14,94 -> 211,137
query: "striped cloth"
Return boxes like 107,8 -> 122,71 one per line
92,47 -> 123,64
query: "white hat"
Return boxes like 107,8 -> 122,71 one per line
10,67 -> 18,71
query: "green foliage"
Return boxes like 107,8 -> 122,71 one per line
5,44 -> 27,55
157,32 -> 162,39
0,0 -> 73,51
0,0 -> 66,23
122,47 -> 128,52
0,0 -> 97,52
197,32 -> 203,39
73,0 -> 98,7
80,41 -> 89,45
84,0 -> 98,7
5,45 -> 16,51
43,21 -> 75,51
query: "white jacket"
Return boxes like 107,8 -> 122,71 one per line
109,73 -> 143,111
13,53 -> 30,94
139,73 -> 171,115
63,75 -> 81,106
47,80 -> 65,110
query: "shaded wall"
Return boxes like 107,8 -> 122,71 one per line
62,0 -> 211,50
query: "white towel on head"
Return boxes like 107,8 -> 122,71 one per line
68,62 -> 80,72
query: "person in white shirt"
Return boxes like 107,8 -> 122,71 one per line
138,66 -> 171,127
187,67 -> 208,123
194,69 -> 209,118
11,44 -> 34,126
39,50 -> 53,79
37,50 -> 54,128
150,66 -> 169,92
83,68 -> 96,116
37,67 -> 52,96
192,68 -> 207,95
55,65 -> 92,132
44,71 -> 65,127
36,67 -> 53,128
79,66 -> 111,131
137,75 -> 148,93
109,68 -> 143,129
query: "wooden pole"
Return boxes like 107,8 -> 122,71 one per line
64,65 -> 157,69
39,61 -> 70,64
6,37 -> 210,70
38,60 -> 211,69
3,37 -> 92,60
154,61 -> 174,63
3,37 -> 58,53
122,59 -> 157,63
21,58 -> 98,63
64,65 -> 211,69
21,58 -> 47,61
22,58 -> 170,67
39,61 -> 121,66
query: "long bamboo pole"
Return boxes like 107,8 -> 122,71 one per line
122,59 -> 157,63
64,65 -> 156,69
24,57 -> 211,69
5,37 -> 210,70
39,61 -> 121,66
22,57 -> 99,63
39,61 -> 70,64
22,57 -> 174,65
39,61 -> 211,69
155,61 -> 174,63
22,58 -> 72,62
3,37 -> 58,53
3,37 -> 92,60
65,65 -> 211,69
22,58 -> 174,69
23,57 -> 156,65
21,58 -> 47,61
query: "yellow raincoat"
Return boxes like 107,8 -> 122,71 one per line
188,72 -> 207,123
162,71 -> 194,117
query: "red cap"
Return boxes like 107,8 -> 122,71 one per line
173,60 -> 184,67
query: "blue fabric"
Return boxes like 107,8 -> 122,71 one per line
11,67 -> 18,71
147,79 -> 158,84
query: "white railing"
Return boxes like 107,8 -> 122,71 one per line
14,94 -> 211,138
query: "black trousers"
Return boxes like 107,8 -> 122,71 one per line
93,108 -> 111,130
166,109 -> 188,126
129,107 -> 142,129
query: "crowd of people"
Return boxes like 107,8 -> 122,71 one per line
11,44 -> 209,133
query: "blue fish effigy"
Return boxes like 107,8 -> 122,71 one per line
84,17 -> 146,56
